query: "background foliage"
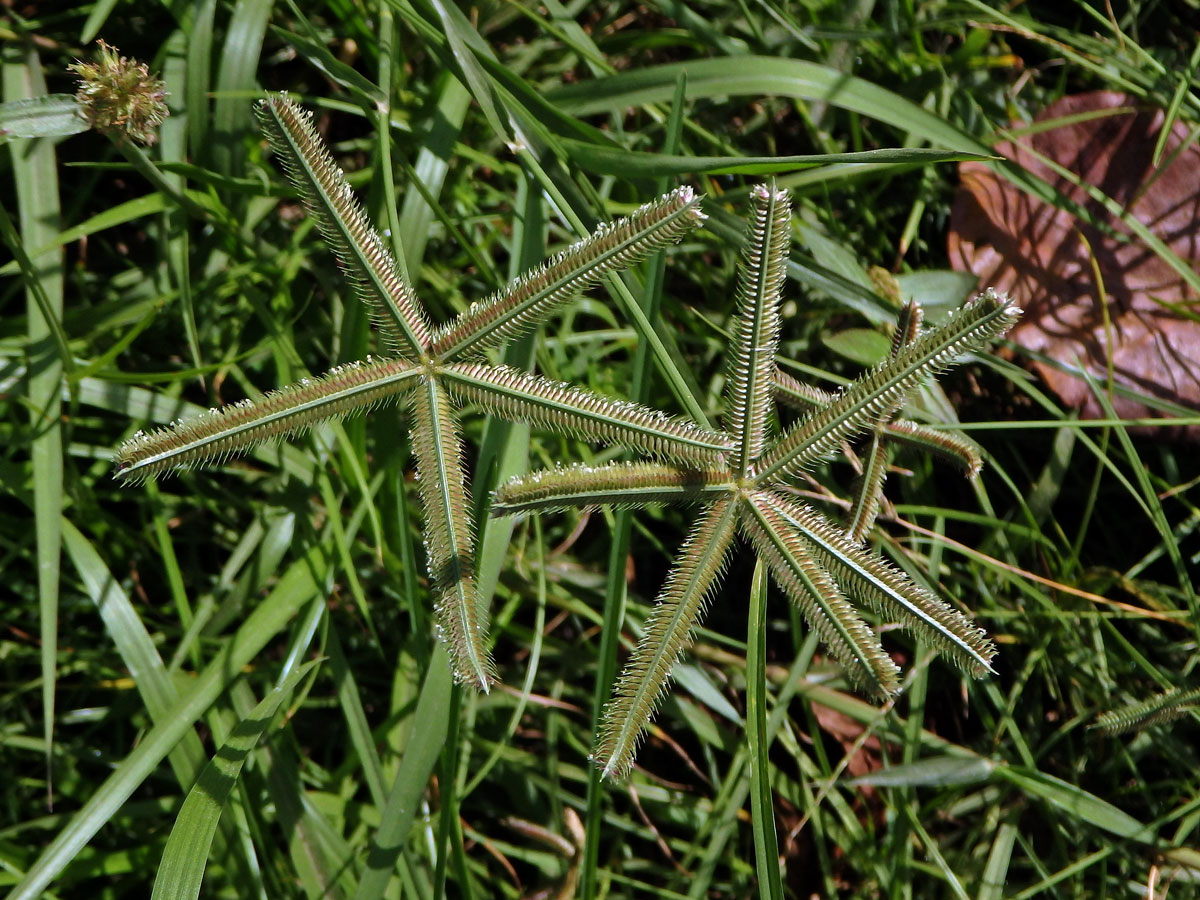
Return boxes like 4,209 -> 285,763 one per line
3,1 -> 1199,898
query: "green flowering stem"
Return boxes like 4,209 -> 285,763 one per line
113,140 -> 215,224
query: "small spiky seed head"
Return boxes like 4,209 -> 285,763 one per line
70,40 -> 168,146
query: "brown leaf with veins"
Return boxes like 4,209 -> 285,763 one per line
949,91 -> 1200,439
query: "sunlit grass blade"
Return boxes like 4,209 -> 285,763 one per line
441,362 -> 733,464
726,183 -> 790,475
1091,686 -> 1200,735
114,357 -> 420,482
745,558 -> 785,900
408,381 -> 495,691
430,185 -> 705,360
255,94 -> 432,355
5,48 -> 66,792
150,659 -> 321,900
6,551 -> 326,900
742,492 -> 901,698
771,494 -> 996,676
596,498 -> 738,780
491,461 -> 733,516
756,290 -> 1020,481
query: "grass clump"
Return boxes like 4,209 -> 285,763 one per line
2,3 -> 1199,899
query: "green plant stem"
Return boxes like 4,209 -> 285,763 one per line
747,558 -> 785,900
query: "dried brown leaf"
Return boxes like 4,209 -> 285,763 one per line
948,91 -> 1200,438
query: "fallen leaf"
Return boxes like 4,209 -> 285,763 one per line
948,91 -> 1200,438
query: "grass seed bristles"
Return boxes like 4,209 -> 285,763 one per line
741,493 -> 901,698
882,420 -> 984,477
774,369 -> 836,410
770,494 -> 996,676
846,433 -> 891,543
114,357 -> 420,482
430,186 -> 706,360
408,379 -> 495,692
1092,686 -> 1200,735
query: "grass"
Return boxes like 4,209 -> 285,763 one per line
2,2 -> 1199,898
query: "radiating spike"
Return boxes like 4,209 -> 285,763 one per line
255,94 -> 433,356
883,419 -> 984,478
741,493 -> 901,698
725,183 -> 790,474
1092,686 -> 1200,735
491,462 -> 733,516
845,432 -> 891,543
890,300 -> 923,359
408,381 -> 496,691
756,289 -> 1019,481
114,357 -> 420,482
774,369 -> 835,411
595,499 -> 739,780
766,493 -> 996,676
441,363 -> 733,465
431,186 -> 706,360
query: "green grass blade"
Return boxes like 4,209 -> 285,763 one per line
561,141 -> 992,177
746,558 -> 785,900
150,659 -> 322,900
4,46 -> 65,801
0,93 -> 86,139
6,551 -> 327,900
352,646 -> 453,900
548,57 -> 993,155
210,0 -> 271,177
994,766 -> 1154,841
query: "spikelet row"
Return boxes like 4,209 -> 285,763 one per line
741,493 -> 902,698
770,494 -> 996,676
255,95 -> 432,356
443,363 -> 734,465
596,498 -> 740,780
1092,686 -> 1200,735
491,461 -> 732,515
774,369 -> 836,410
845,433 -> 891,544
407,380 -> 496,691
882,419 -> 984,478
757,289 -> 1019,480
726,183 -> 790,472
114,357 -> 418,483
430,186 -> 706,360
